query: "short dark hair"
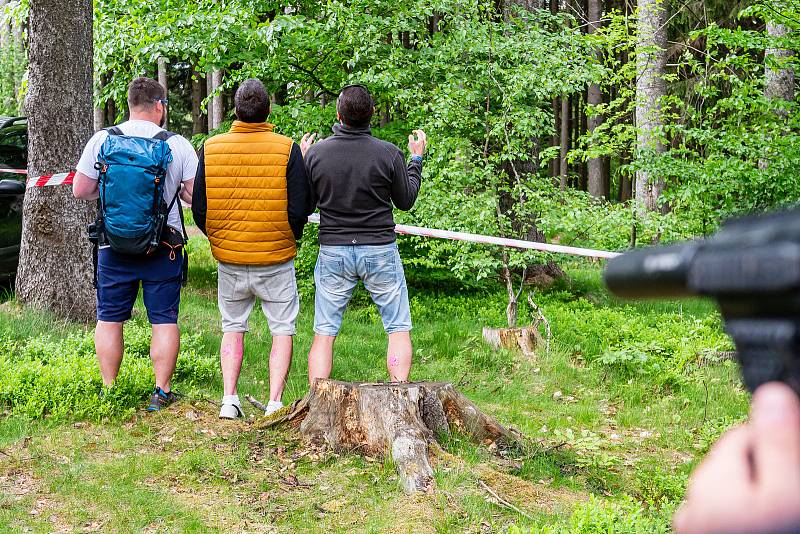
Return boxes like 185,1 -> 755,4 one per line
337,85 -> 374,128
127,77 -> 165,110
234,79 -> 270,123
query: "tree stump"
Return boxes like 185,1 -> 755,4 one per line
482,326 -> 542,357
259,380 -> 517,494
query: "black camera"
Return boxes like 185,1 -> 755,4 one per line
604,208 -> 800,394
87,218 -> 105,246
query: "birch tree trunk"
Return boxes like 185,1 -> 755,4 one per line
211,69 -> 224,130
157,57 -> 169,129
206,73 -> 214,132
765,17 -> 794,113
93,77 -> 104,132
17,0 -> 96,322
634,0 -> 668,212
587,0 -> 608,198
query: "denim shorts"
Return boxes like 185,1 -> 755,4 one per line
313,243 -> 412,336
96,246 -> 182,325
217,259 -> 299,336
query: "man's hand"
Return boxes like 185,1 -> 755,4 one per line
673,382 -> 800,534
300,133 -> 317,157
408,129 -> 427,157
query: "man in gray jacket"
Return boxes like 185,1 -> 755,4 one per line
301,84 -> 427,383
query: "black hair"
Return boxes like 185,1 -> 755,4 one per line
337,85 -> 374,128
234,79 -> 270,123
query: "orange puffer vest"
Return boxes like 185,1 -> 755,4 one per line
203,121 -> 296,265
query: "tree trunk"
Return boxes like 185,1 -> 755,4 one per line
93,77 -> 104,132
634,0 -> 668,212
765,17 -> 794,113
157,57 -> 168,129
559,94 -> 570,189
206,72 -> 215,132
93,104 -> 104,132
191,68 -> 208,135
211,69 -> 224,130
579,92 -> 588,191
257,380 -> 517,494
587,0 -> 607,198
17,0 -> 96,322
105,97 -> 116,127
761,15 -> 794,170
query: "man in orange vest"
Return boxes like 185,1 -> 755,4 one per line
192,79 -> 312,419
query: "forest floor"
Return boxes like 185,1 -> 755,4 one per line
0,231 -> 748,532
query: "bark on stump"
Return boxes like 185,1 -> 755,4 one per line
482,326 -> 541,357
260,380 -> 516,494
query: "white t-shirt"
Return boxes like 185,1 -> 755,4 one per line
76,119 -> 198,231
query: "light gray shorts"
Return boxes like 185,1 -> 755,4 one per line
217,259 -> 299,336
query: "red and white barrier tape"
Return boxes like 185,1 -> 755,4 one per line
0,168 -> 28,176
307,213 -> 620,259
1,168 -> 618,259
0,168 -> 75,188
27,172 -> 75,188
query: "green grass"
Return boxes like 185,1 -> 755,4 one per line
0,232 -> 749,532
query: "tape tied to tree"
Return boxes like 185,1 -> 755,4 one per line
2,169 -> 75,188
2,168 -> 618,259
27,172 -> 76,188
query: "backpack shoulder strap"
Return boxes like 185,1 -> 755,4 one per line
153,130 -> 176,142
105,126 -> 124,136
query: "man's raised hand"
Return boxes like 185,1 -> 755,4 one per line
408,129 -> 427,157
300,133 -> 317,157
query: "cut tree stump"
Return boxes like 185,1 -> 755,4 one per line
483,326 -> 542,357
256,379 -> 517,494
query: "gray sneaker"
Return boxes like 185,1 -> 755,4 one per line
219,402 -> 244,419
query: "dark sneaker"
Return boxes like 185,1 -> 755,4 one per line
146,387 -> 180,412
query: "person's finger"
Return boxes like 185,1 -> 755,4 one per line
695,424 -> 751,483
310,133 -> 317,142
674,425 -> 751,533
409,134 -> 415,145
418,130 -> 427,142
751,382 -> 800,490
302,133 -> 310,143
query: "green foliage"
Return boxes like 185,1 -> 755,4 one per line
0,2 -> 26,116
565,495 -> 673,533
0,319 -> 216,421
577,4 -> 800,230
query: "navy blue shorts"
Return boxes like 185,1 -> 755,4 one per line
96,246 -> 182,325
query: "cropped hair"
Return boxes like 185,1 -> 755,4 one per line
337,85 -> 374,128
234,79 -> 270,123
127,77 -> 165,110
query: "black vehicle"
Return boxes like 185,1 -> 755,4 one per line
0,116 -> 27,280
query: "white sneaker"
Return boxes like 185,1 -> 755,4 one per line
219,395 -> 244,419
265,400 -> 283,416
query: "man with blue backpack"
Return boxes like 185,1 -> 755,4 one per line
73,77 -> 198,412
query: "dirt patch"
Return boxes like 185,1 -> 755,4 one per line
0,469 -> 75,532
0,470 -> 38,500
475,465 -> 586,515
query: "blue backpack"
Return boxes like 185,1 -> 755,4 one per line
94,127 -> 185,256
